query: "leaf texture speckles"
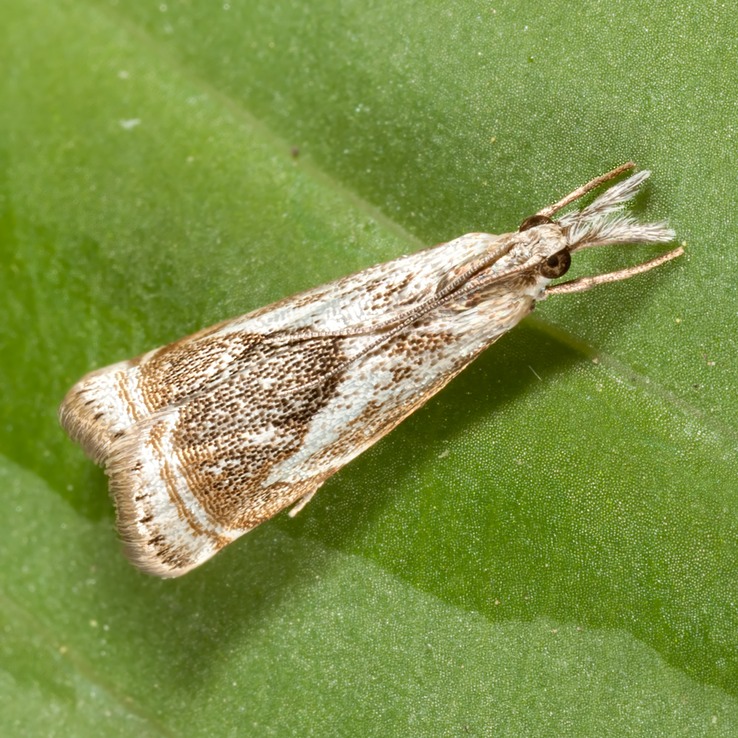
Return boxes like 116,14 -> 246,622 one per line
0,0 -> 736,735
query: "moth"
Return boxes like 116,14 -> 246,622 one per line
60,163 -> 683,577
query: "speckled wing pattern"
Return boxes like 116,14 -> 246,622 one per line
59,165 -> 682,577
60,231 -> 546,576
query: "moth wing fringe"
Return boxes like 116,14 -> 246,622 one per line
103,414 -> 238,577
103,406 -> 332,577
58,360 -> 142,466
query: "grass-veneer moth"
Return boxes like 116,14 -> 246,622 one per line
60,162 -> 684,577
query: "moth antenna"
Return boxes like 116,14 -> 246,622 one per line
535,162 -> 635,218
545,245 -> 684,296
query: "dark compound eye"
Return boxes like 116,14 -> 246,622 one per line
518,214 -> 553,232
539,249 -> 571,279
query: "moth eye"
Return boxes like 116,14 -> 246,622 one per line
539,249 -> 572,279
518,214 -> 553,232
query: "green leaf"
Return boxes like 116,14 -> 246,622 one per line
1,0 -> 736,735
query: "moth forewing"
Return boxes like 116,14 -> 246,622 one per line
59,164 -> 683,577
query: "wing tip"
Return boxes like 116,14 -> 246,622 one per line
59,382 -> 116,466
106,434 -> 234,578
58,360 -> 140,465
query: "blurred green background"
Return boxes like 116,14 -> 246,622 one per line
1,1 -> 736,735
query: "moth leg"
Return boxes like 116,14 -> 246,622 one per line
288,481 -> 326,517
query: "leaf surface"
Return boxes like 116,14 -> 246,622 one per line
1,1 -> 736,735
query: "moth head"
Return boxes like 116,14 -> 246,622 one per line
437,165 -> 681,306
514,165 -> 681,296
517,214 -> 572,280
